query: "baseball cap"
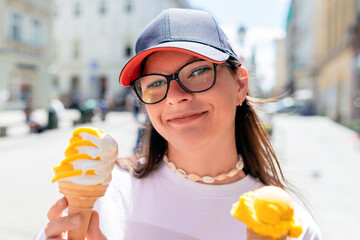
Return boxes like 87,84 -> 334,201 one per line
119,8 -> 239,87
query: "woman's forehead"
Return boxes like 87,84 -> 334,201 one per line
147,51 -> 200,63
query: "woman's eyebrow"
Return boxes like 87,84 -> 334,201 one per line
144,56 -> 203,75
188,56 -> 200,62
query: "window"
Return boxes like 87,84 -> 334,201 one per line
357,55 -> 360,89
52,41 -> 58,60
52,76 -> 59,88
71,76 -> 80,90
72,40 -> 81,59
74,1 -> 81,17
53,4 -> 59,17
20,83 -> 32,102
70,77 -> 81,108
30,19 -> 42,47
124,0 -> 133,13
99,0 -> 107,16
125,45 -> 132,57
10,13 -> 22,42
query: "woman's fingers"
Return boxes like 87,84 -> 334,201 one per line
86,211 -> 107,240
45,198 -> 106,239
47,197 -> 68,221
45,214 -> 82,239
45,197 -> 83,239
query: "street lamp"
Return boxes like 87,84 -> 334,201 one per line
238,26 -> 246,47
237,26 -> 247,64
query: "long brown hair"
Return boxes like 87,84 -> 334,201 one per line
118,58 -> 287,189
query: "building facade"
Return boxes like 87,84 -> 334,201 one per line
315,0 -> 357,125
285,0 -> 321,95
0,0 -> 52,110
284,0 -> 358,125
274,38 -> 287,96
351,1 -> 360,125
51,0 -> 190,110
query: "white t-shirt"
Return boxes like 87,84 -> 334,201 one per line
37,163 -> 323,239
96,164 -> 322,239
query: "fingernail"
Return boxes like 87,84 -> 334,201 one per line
71,215 -> 81,225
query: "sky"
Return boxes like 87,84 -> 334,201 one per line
188,0 -> 291,93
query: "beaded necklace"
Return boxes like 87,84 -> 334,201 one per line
163,155 -> 244,184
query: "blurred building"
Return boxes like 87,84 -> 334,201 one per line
285,0 -> 320,98
274,38 -> 287,96
283,0 -> 358,125
0,0 -> 52,110
351,2 -> 360,126
51,0 -> 190,110
315,0 -> 357,125
247,47 -> 263,97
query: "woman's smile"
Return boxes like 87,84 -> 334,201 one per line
166,111 -> 208,125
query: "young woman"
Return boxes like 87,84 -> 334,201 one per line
40,8 -> 323,239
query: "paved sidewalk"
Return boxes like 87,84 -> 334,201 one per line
272,116 -> 360,240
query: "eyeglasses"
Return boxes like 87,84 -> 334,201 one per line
130,59 -> 223,104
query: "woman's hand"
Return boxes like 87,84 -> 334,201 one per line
87,211 -> 107,240
44,197 -> 107,240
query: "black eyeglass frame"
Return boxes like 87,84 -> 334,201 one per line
130,59 -> 232,105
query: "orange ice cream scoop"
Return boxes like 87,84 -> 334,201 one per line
230,186 -> 303,239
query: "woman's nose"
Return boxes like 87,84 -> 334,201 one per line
165,79 -> 193,105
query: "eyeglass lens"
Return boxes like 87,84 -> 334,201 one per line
133,61 -> 215,104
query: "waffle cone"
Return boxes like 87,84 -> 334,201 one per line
58,181 -> 108,240
247,228 -> 287,240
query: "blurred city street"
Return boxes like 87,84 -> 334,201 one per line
0,112 -> 359,239
0,111 -> 138,240
272,115 -> 360,240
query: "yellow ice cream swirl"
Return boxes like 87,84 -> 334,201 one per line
231,186 -> 303,239
52,127 -> 118,185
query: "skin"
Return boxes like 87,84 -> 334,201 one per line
144,51 -> 248,184
44,50 -> 249,237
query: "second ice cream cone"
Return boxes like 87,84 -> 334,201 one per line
247,228 -> 287,240
59,181 -> 108,240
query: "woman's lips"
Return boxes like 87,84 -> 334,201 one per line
167,111 -> 207,125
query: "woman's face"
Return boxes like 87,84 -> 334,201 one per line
144,51 -> 248,151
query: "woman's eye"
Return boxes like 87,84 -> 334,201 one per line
147,80 -> 166,89
190,67 -> 211,77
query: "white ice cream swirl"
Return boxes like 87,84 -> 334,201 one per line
54,128 -> 118,185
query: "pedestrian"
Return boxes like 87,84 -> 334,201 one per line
39,8 -> 323,239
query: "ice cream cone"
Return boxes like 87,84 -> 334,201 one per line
52,127 -> 118,239
247,228 -> 287,240
59,181 -> 108,240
